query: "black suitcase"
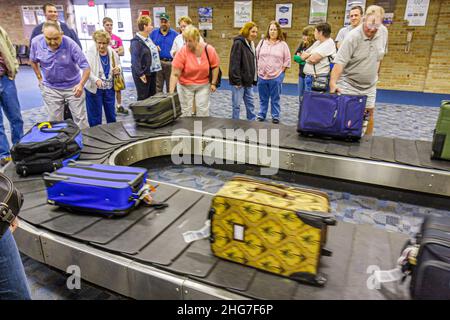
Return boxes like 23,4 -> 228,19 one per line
11,120 -> 83,176
0,173 -> 24,239
410,216 -> 450,299
129,92 -> 182,128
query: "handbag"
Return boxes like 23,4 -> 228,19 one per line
111,52 -> 126,91
205,44 -> 222,88
311,56 -> 333,92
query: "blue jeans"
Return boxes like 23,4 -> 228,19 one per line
85,88 -> 116,127
0,229 -> 31,300
0,76 -> 24,158
257,72 -> 284,120
298,76 -> 306,101
231,85 -> 256,120
304,74 -> 330,93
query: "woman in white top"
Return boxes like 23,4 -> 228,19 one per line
85,30 -> 121,127
170,16 -> 204,58
301,22 -> 336,92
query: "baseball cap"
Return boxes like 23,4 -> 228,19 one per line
159,13 -> 169,21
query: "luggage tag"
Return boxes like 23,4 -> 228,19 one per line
182,220 -> 211,243
139,182 -> 169,210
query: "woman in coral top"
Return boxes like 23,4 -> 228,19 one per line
256,21 -> 291,124
169,25 -> 220,117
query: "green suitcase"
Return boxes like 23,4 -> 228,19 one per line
431,101 -> 450,160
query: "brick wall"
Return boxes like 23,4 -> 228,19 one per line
0,0 -> 74,45
1,0 -> 448,94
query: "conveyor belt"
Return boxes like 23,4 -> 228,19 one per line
9,118 -> 447,299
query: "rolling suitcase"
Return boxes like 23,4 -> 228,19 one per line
431,101 -> 450,160
209,176 -> 336,286
403,216 -> 450,300
0,173 -> 23,239
129,92 -> 182,128
298,91 -> 367,140
44,162 -> 153,217
11,120 -> 83,176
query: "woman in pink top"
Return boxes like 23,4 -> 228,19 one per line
256,21 -> 291,124
169,25 -> 220,117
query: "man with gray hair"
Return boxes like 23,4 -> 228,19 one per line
330,5 -> 388,136
30,22 -> 90,129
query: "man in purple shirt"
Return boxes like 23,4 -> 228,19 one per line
30,22 -> 90,128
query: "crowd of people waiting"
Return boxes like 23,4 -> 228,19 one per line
0,3 -> 388,299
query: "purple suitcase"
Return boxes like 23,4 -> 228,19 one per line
297,91 -> 367,140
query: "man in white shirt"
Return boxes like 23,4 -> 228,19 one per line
335,6 -> 363,49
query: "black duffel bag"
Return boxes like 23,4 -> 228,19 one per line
0,173 -> 23,239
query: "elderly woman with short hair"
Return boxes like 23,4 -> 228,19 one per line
85,30 -> 121,127
169,25 -> 220,117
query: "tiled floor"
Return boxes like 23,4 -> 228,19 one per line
3,69 -> 448,299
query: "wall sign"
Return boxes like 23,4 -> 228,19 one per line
198,7 -> 213,30
276,3 -> 293,28
21,5 -> 65,25
309,0 -> 328,24
404,0 -> 429,27
153,7 -> 166,28
175,6 -> 189,28
234,1 -> 253,28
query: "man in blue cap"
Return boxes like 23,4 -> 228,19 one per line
150,12 -> 178,93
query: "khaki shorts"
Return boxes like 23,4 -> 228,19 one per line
337,80 -> 377,109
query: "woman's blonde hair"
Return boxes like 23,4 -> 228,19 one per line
92,30 -> 111,44
239,22 -> 257,38
265,21 -> 284,41
183,25 -> 200,42
137,15 -> 152,32
178,16 -> 193,26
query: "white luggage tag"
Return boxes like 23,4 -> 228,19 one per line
182,220 -> 211,243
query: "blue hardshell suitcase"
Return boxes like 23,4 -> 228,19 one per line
11,120 -> 83,176
298,91 -> 367,140
44,162 -> 149,216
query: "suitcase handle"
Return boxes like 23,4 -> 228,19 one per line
248,186 -> 295,200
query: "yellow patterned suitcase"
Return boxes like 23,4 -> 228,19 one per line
209,176 -> 336,286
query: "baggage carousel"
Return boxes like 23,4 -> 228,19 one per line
8,117 -> 450,300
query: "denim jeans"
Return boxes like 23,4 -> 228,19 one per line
0,229 -> 31,300
298,76 -> 306,102
304,74 -> 330,93
231,85 -> 256,120
85,88 -> 116,127
0,76 -> 24,158
257,72 -> 284,121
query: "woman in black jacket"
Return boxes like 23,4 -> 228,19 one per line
130,15 -> 162,100
229,22 -> 258,120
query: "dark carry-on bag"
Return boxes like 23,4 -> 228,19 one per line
11,120 -> 83,176
431,100 -> 450,161
0,173 -> 24,239
43,162 -> 164,217
298,91 -> 367,141
129,93 -> 182,128
399,216 -> 450,300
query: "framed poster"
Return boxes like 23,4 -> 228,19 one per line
309,0 -> 328,24
22,9 -> 37,25
343,0 -> 366,26
275,3 -> 293,28
153,6 -> 166,28
198,7 -> 213,30
234,1 -> 252,28
175,6 -> 189,27
404,0 -> 429,26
